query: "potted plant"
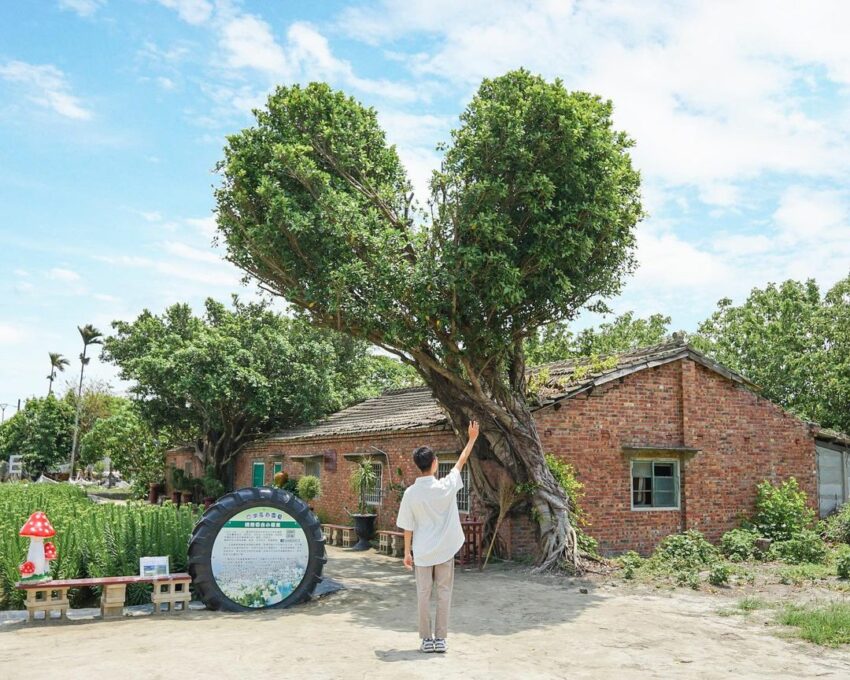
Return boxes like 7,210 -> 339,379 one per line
349,458 -> 378,550
171,468 -> 184,505
148,479 -> 160,504
296,475 -> 322,511
202,467 -> 226,509
181,473 -> 195,506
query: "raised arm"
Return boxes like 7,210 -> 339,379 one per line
454,420 -> 479,474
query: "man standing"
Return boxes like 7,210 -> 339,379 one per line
396,419 -> 480,653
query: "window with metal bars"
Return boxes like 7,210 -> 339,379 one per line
437,461 -> 470,513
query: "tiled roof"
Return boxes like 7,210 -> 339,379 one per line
814,427 -> 850,447
268,339 -> 758,442
532,338 -> 756,405
269,386 -> 448,442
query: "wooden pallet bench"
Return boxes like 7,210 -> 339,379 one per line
16,573 -> 192,622
322,524 -> 356,548
377,530 -> 404,557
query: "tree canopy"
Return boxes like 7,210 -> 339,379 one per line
214,69 -> 643,569
694,275 -> 850,433
525,312 -> 671,366
0,395 -> 74,477
80,402 -> 164,493
102,297 -> 409,479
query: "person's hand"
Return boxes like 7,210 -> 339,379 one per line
404,552 -> 414,570
468,419 -> 480,441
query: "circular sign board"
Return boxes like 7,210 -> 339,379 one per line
188,487 -> 326,611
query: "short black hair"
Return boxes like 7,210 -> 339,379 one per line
412,445 -> 435,472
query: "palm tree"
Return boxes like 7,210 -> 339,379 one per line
46,352 -> 70,396
69,324 -> 103,478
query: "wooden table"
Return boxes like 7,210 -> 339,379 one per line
16,573 -> 191,621
459,518 -> 484,569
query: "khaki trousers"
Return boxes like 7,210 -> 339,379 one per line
414,558 -> 454,639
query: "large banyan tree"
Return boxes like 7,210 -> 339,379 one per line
215,69 -> 642,570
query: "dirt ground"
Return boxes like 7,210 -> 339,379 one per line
2,547 -> 849,680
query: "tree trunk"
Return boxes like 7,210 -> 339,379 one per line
426,374 -> 581,572
69,350 -> 88,479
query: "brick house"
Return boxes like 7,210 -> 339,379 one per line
168,339 -> 850,556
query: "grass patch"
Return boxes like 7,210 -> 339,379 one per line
738,596 -> 771,612
777,562 -> 833,585
778,602 -> 850,646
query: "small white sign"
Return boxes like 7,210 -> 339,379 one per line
8,455 -> 22,475
140,556 -> 170,577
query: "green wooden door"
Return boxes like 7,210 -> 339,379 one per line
273,461 -> 283,478
252,462 -> 265,487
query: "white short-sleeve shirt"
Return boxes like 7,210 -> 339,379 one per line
396,468 -> 465,567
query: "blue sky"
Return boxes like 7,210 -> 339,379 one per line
2,0 -> 849,409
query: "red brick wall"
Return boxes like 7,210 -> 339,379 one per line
679,362 -> 817,542
232,358 -> 819,557
533,359 -> 817,555
164,448 -> 203,494
234,429 -> 459,530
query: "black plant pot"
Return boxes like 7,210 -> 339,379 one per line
352,514 -> 377,551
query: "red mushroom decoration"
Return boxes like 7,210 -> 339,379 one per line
18,512 -> 57,582
19,561 -> 35,578
44,542 -> 57,561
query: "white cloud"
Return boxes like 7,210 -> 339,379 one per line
773,186 -> 848,244
184,216 -> 217,238
156,0 -> 212,26
0,324 -> 27,345
156,76 -> 176,91
220,13 -> 289,75
139,210 -> 163,222
93,293 -> 120,303
162,240 -> 222,264
631,227 -> 734,292
48,267 -> 81,282
58,0 -> 105,17
339,1 -> 850,199
0,61 -> 92,120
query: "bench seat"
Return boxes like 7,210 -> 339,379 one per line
16,573 -> 192,621
377,530 -> 405,557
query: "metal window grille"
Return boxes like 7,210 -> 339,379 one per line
438,461 -> 470,513
364,463 -> 383,505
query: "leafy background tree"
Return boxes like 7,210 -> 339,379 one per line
0,395 -> 74,477
80,402 -> 164,496
214,70 -> 643,569
694,274 -> 850,433
103,296 -> 412,482
525,312 -> 671,366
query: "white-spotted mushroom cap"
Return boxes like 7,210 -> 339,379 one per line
44,542 -> 57,560
19,511 -> 56,538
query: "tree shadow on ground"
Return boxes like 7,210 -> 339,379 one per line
301,548 -> 601,644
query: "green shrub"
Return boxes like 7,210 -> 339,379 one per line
769,529 -> 828,564
836,548 -> 850,580
653,530 -> 718,570
617,550 -> 644,580
675,569 -> 700,589
709,562 -> 730,586
753,477 -> 815,542
296,475 -> 321,503
719,528 -> 760,561
824,503 -> 850,544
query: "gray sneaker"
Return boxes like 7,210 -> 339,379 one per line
420,638 -> 435,653
433,638 -> 447,653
